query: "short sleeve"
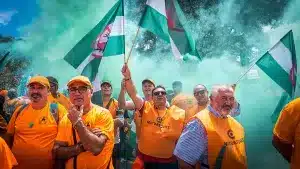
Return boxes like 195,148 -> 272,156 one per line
174,119 -> 207,165
94,109 -> 114,141
273,100 -> 300,144
6,107 -> 21,135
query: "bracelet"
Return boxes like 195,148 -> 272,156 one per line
73,118 -> 82,128
124,77 -> 131,81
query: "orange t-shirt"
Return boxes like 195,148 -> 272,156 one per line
7,102 -> 67,169
273,98 -> 300,169
47,93 -> 71,110
55,105 -> 114,169
0,137 -> 18,169
103,98 -> 118,119
138,101 -> 185,158
171,93 -> 197,112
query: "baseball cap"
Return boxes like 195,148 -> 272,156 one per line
27,76 -> 50,88
67,75 -> 92,88
101,81 -> 112,87
142,78 -> 155,86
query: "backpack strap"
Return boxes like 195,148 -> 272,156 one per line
50,103 -> 59,125
105,98 -> 114,110
14,104 -> 29,124
72,127 -> 78,169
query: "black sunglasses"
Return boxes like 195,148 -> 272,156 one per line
194,90 -> 206,96
68,86 -> 89,94
153,91 -> 166,96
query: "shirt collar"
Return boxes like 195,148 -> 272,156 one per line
207,105 -> 227,118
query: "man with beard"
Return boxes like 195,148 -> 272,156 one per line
174,85 -> 247,169
122,64 -> 185,169
53,76 -> 114,169
5,76 -> 68,169
100,81 -> 123,169
47,76 -> 71,110
185,84 -> 240,122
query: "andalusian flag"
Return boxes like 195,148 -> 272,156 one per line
256,30 -> 297,97
64,0 -> 125,104
139,0 -> 202,61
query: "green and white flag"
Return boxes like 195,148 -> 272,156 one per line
139,0 -> 202,61
256,30 -> 297,97
64,0 -> 125,98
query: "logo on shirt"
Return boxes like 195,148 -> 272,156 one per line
39,116 -> 48,124
227,129 -> 235,139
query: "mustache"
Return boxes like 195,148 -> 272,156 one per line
31,93 -> 42,98
222,105 -> 232,109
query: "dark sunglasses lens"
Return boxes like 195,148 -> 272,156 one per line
154,91 -> 166,96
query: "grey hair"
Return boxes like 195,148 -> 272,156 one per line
210,85 -> 234,98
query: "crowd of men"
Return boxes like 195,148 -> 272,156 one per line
0,64 -> 299,169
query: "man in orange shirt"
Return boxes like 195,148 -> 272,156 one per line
5,75 -> 68,169
273,98 -> 300,169
47,76 -> 71,109
171,81 -> 197,113
100,81 -> 123,169
53,75 -> 114,169
122,64 -> 185,169
0,137 -> 18,169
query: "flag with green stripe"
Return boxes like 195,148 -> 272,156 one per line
139,0 -> 202,61
256,30 -> 297,97
64,0 -> 125,98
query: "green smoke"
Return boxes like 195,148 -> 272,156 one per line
11,0 -> 300,168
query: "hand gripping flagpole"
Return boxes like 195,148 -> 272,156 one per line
125,26 -> 141,64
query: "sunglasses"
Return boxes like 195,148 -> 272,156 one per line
153,91 -> 166,96
68,86 -> 89,94
194,90 -> 206,96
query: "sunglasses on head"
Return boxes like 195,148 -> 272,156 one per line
194,90 -> 206,96
68,86 -> 89,94
153,91 -> 166,96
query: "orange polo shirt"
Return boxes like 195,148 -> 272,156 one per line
56,105 -> 114,169
7,102 -> 67,169
0,137 -> 17,169
274,98 -> 300,169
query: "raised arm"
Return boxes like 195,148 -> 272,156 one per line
121,64 -> 144,110
117,79 -> 135,110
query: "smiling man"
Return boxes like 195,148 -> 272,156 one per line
121,64 -> 185,169
53,75 -> 114,169
5,75 -> 67,169
174,85 -> 247,169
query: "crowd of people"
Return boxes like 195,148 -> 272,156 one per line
0,64 -> 299,169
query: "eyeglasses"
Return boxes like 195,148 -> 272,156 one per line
153,91 -> 166,96
194,90 -> 206,96
68,86 -> 89,94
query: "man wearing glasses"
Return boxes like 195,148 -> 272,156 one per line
186,84 -> 241,122
53,75 -> 114,169
121,64 -> 185,169
6,76 -> 68,169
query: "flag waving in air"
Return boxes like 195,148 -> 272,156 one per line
139,0 -> 202,61
256,30 -> 297,97
64,0 -> 125,98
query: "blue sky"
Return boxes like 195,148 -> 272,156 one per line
0,0 -> 39,37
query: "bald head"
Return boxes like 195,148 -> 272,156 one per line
193,84 -> 208,106
210,85 -> 235,116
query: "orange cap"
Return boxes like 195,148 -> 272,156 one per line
0,90 -> 8,97
67,75 -> 92,88
27,76 -> 50,88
